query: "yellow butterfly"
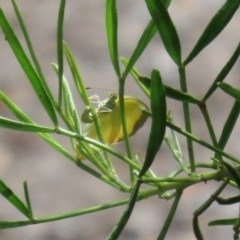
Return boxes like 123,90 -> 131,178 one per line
76,93 -> 150,159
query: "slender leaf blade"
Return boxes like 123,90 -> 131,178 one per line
145,0 -> 182,65
106,0 -> 120,76
0,117 -> 53,132
139,76 -> 200,104
218,82 -> 240,102
122,0 -> 172,79
121,58 -> 151,97
23,181 -> 33,219
0,8 -> 58,125
63,42 -> 90,106
184,0 -> 240,65
139,69 -> 166,177
122,20 -> 156,79
209,218 -> 238,226
62,79 -> 81,133
11,0 -> 54,104
216,101 -> 240,153
0,179 -> 29,218
57,0 -> 66,107
203,42 -> 240,101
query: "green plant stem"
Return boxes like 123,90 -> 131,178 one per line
118,79 -> 134,184
0,186 -> 161,230
167,162 -> 215,179
157,190 -> 182,240
1,164 -> 231,231
199,102 -> 220,166
179,65 -> 195,172
0,90 -> 124,189
107,0 -> 135,183
107,180 -> 141,240
166,121 -> 240,164
199,103 -> 218,148
80,152 -> 127,191
59,126 -> 219,187
56,127 -> 142,170
0,197 -> 132,229
193,179 -> 229,240
142,169 -> 222,184
165,115 -> 190,174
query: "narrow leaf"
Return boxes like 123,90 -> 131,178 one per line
63,42 -> 90,106
184,0 -> 240,65
209,218 -> 238,226
57,0 -> 66,107
52,63 -> 82,133
122,0 -> 175,78
122,59 -> 200,105
218,82 -> 240,102
0,117 -> 54,133
139,70 -> 166,177
165,85 -> 200,104
0,179 -> 29,218
145,0 -> 182,65
203,42 -> 240,101
23,181 -> 33,219
62,79 -> 81,133
122,20 -> 157,79
0,8 -> 58,125
139,76 -> 200,104
216,101 -> 240,153
106,0 -> 120,76
121,57 -> 150,97
11,0 -> 54,105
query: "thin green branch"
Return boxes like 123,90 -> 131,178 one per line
166,122 -> 240,164
157,190 -> 182,240
107,180 -> 141,239
193,179 -> 229,240
0,187 -> 160,230
179,66 -> 195,172
199,103 -> 218,148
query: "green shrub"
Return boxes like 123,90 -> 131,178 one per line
0,1 -> 240,239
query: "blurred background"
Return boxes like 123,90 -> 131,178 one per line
0,0 -> 240,239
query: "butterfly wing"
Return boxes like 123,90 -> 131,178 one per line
116,97 -> 149,141
84,96 -> 149,144
84,106 -> 122,144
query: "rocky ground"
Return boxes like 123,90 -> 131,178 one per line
0,1 -> 240,239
